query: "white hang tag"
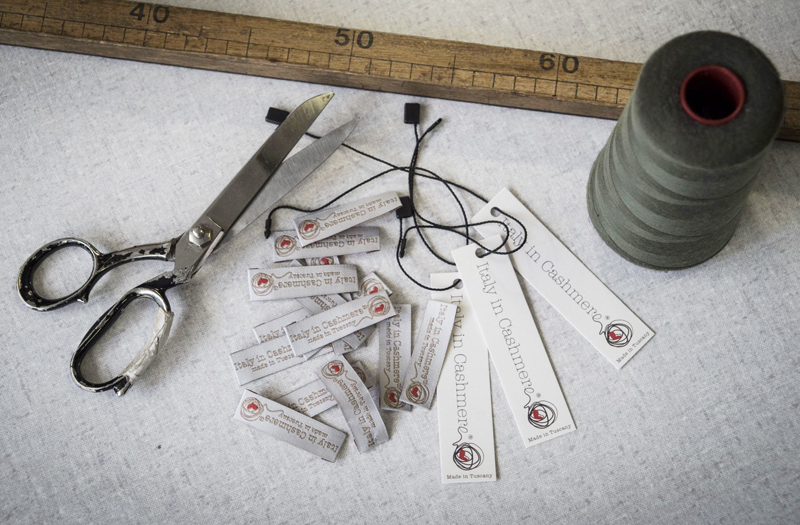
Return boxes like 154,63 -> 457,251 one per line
315,357 -> 390,453
275,379 -> 337,417
348,360 -> 374,388
399,300 -> 458,410
354,271 -> 394,298
294,192 -> 402,246
272,227 -> 381,261
253,308 -> 311,344
229,337 -> 306,386
285,291 -> 396,355
247,265 -> 358,301
452,235 -> 576,448
378,304 -> 412,412
472,189 -> 654,369
305,255 -> 340,266
234,390 -> 346,462
431,273 -> 497,484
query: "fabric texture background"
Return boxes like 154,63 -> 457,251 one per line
1,1 -> 798,523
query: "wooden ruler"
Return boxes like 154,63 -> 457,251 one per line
1,0 -> 798,141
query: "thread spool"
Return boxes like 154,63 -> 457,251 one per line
587,31 -> 785,269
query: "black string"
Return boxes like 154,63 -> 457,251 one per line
265,113 -> 529,291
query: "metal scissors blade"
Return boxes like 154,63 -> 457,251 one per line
228,116 -> 359,238
171,92 -> 333,278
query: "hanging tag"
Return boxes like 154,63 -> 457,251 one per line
452,235 -> 576,448
272,227 -> 381,261
229,337 -> 305,386
472,189 -> 654,369
354,271 -> 394,298
315,357 -> 389,453
399,300 -> 458,410
431,273 -> 497,483
285,291 -> 396,355
234,390 -> 346,462
275,380 -> 337,417
247,265 -> 358,301
294,192 -> 402,246
253,308 -> 311,344
348,360 -> 374,388
305,256 -> 340,266
378,304 -> 412,412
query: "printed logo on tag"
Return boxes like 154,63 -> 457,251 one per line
272,228 -> 380,261
293,193 -> 401,246
432,273 -> 497,483
355,271 -> 393,299
452,235 -> 576,448
472,189 -> 654,368
247,265 -> 359,301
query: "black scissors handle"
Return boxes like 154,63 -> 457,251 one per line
17,237 -> 175,312
70,271 -> 180,396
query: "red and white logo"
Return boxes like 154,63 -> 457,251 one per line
604,320 -> 633,348
406,381 -> 429,405
240,397 -> 264,420
274,235 -> 297,257
322,360 -> 346,379
384,387 -> 403,409
360,278 -> 382,296
251,272 -> 274,296
527,400 -> 557,429
367,295 -> 390,318
453,442 -> 483,471
298,219 -> 320,240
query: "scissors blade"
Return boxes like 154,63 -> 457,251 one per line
228,117 -> 359,238
172,92 -> 333,279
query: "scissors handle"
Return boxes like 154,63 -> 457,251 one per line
71,272 -> 180,396
18,237 -> 174,312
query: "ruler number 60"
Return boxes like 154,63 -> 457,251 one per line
539,53 -> 579,73
335,28 -> 374,49
130,3 -> 171,24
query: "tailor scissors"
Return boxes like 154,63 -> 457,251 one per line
17,93 -> 357,396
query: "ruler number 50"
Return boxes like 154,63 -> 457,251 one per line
130,3 -> 170,24
335,28 -> 374,49
539,53 -> 579,73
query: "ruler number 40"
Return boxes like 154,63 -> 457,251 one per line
130,3 -> 171,24
335,28 -> 374,49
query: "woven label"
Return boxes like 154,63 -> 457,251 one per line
293,192 -> 401,246
247,265 -> 358,301
348,360 -> 374,388
378,304 -> 412,412
473,189 -> 654,369
285,291 -> 396,355
295,292 -> 358,354
272,227 -> 380,261
432,273 -> 496,483
253,308 -> 310,344
305,256 -> 340,266
453,236 -> 575,448
399,300 -> 458,410
354,271 -> 394,298
275,380 -> 337,417
234,390 -> 346,462
229,337 -> 305,386
315,358 -> 389,453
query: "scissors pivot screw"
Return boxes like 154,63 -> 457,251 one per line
189,225 -> 213,247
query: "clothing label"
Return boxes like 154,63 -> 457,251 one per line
432,273 -> 496,484
354,271 -> 394,298
315,358 -> 389,453
275,380 -> 337,417
305,255 -> 340,266
399,300 -> 458,410
272,228 -> 380,261
234,390 -> 346,462
453,236 -> 576,448
348,360 -> 374,388
294,192 -> 401,246
229,337 -> 305,386
253,308 -> 310,344
247,265 -> 358,301
473,189 -> 654,369
285,291 -> 396,355
378,304 -> 412,412
295,292 -> 358,354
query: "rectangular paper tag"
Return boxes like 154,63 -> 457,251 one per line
315,357 -> 389,453
354,271 -> 394,298
229,337 -> 305,386
378,304 -> 412,412
271,227 -> 381,261
399,300 -> 458,410
453,235 -> 576,448
275,380 -> 337,417
432,273 -> 497,483
248,265 -> 358,301
293,192 -> 401,246
285,291 -> 396,355
234,390 -> 346,462
253,308 -> 311,344
473,189 -> 654,368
